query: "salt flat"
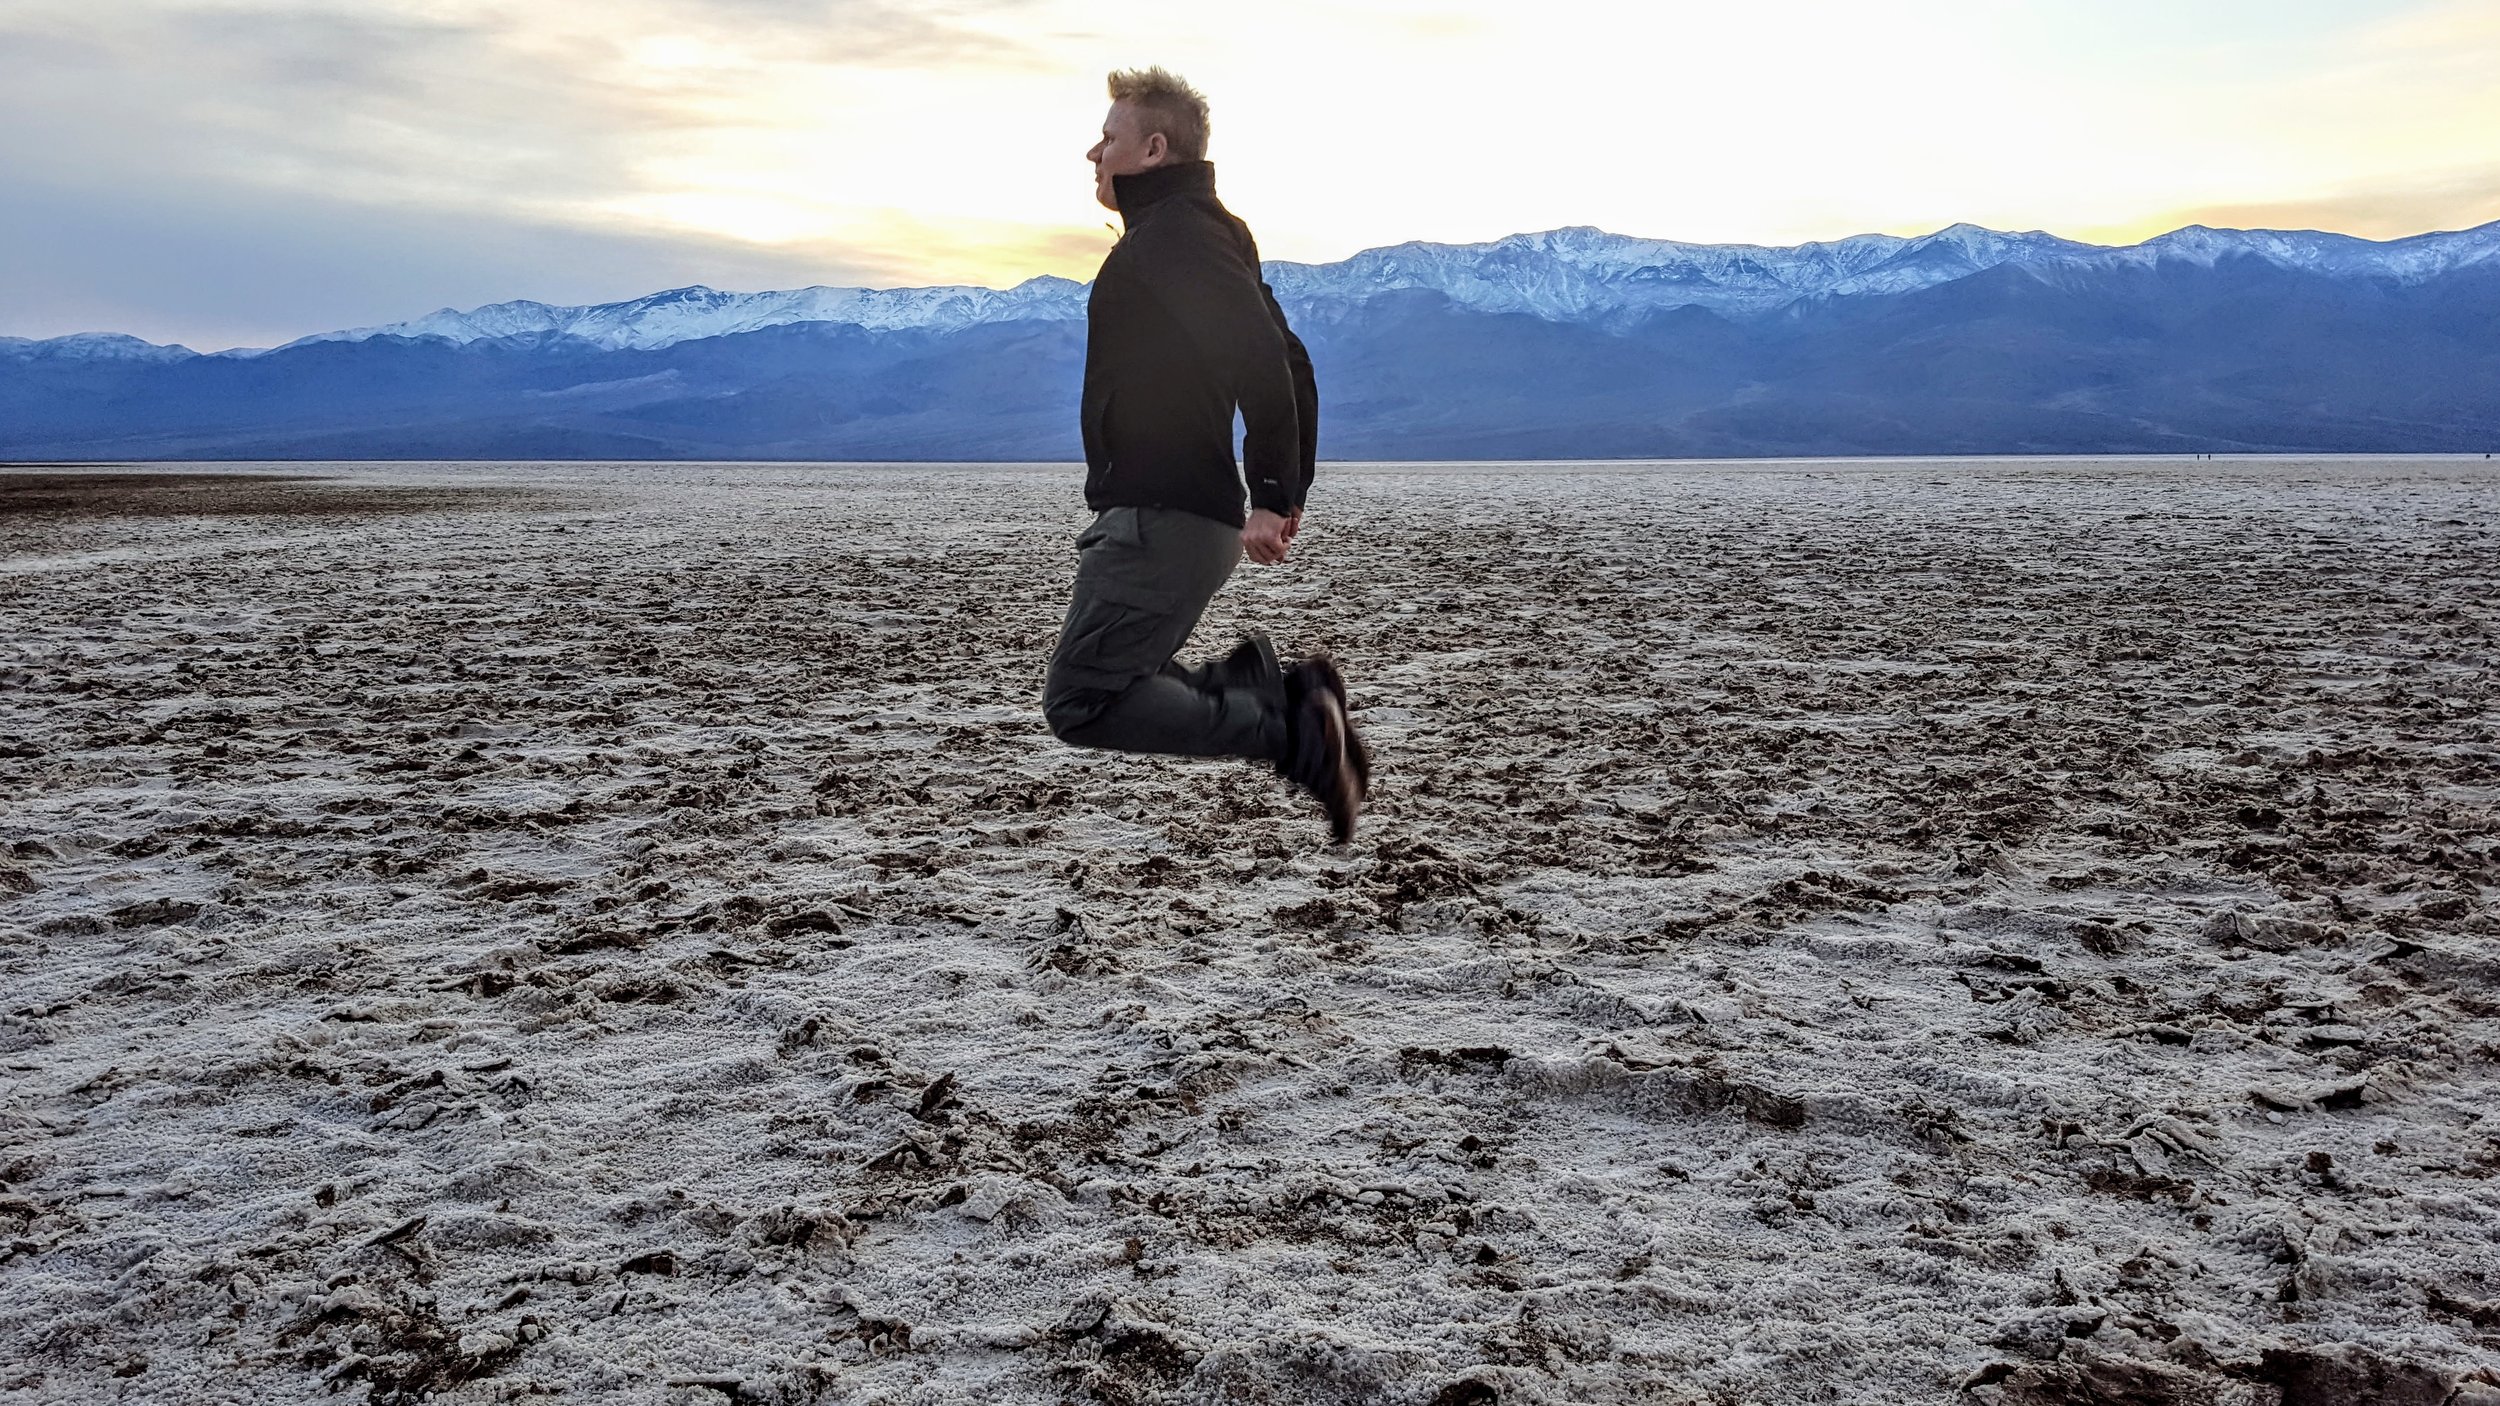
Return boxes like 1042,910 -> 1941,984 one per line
2,458 -> 2496,1406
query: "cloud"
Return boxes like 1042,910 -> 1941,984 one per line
159,7 -> 495,100
642,0 -> 1048,67
0,0 -> 1078,347
0,165 -> 898,351
13,0 -> 2500,350
3,4 -> 673,215
0,2 -> 1054,216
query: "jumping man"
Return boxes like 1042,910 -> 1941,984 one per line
1041,66 -> 1369,841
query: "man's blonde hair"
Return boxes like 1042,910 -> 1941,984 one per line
1107,66 -> 1210,163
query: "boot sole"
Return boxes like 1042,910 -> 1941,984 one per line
1300,654 -> 1371,800
1309,689 -> 1360,845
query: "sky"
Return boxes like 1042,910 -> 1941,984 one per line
4,0 -> 2497,351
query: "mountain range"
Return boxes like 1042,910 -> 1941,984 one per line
6,220 -> 2499,461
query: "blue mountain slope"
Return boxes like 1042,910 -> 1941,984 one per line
5,223 -> 2497,460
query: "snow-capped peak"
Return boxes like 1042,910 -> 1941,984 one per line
0,332 -> 199,363
267,275 -> 1091,355
36,218 -> 2494,360
1260,222 -> 2107,325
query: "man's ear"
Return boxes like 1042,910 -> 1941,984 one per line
1143,131 -> 1168,165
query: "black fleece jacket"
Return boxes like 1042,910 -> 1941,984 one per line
1080,161 -> 1319,530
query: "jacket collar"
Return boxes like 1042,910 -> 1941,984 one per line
1113,160 -> 1215,225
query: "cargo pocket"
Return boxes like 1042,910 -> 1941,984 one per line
1055,578 -> 1172,689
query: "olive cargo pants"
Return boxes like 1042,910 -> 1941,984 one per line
1042,506 -> 1287,761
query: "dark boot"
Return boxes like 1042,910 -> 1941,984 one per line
1279,665 -> 1360,844
1209,633 -> 1281,695
1165,633 -> 1281,704
1290,654 -> 1370,799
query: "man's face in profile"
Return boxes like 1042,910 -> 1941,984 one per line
1087,102 -> 1167,212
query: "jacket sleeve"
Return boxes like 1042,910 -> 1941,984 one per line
1127,216 -> 1303,517
1261,277 -> 1320,509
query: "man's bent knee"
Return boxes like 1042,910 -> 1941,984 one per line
1043,678 -> 1117,745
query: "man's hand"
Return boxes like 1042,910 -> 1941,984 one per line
1244,507 -> 1296,565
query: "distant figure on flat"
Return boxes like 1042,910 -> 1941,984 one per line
1041,66 -> 1369,842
